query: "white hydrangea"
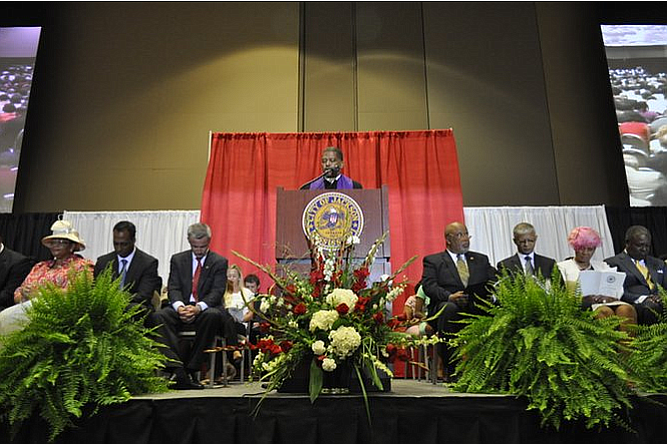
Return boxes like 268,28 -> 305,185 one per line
309,310 -> 339,332
311,340 -> 326,355
326,288 -> 358,310
328,325 -> 361,359
322,357 -> 337,372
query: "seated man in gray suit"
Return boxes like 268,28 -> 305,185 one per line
0,235 -> 34,311
605,225 -> 667,325
497,222 -> 556,279
94,221 -> 161,316
149,223 -> 228,390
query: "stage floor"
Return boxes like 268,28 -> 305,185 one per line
133,379 -> 506,400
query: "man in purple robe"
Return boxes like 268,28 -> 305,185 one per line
300,146 -> 363,190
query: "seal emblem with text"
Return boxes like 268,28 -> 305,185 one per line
302,192 -> 364,249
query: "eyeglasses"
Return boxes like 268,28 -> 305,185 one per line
449,232 -> 471,239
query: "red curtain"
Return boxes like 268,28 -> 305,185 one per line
200,130 -> 463,311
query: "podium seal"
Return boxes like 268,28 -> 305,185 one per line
302,192 -> 364,249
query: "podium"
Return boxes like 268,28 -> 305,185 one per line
275,185 -> 391,280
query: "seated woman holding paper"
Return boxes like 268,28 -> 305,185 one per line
557,226 -> 637,329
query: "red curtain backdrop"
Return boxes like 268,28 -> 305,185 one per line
200,129 -> 464,311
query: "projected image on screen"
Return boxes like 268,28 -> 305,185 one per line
0,27 -> 40,213
601,25 -> 667,206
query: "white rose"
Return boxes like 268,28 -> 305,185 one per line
311,340 -> 326,355
322,357 -> 337,372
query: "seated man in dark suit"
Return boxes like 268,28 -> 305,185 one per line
300,146 -> 363,190
497,222 -> 556,279
421,221 -> 497,379
94,221 -> 161,316
0,235 -> 34,311
149,223 -> 227,389
605,225 -> 667,325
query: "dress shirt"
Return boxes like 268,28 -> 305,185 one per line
522,252 -> 535,274
171,253 -> 209,312
117,248 -> 136,274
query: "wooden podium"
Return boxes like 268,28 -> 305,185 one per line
275,185 -> 391,279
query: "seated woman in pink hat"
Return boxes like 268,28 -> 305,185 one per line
0,220 -> 93,336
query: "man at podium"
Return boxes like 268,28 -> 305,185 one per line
300,146 -> 363,190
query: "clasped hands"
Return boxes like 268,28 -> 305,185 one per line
178,304 -> 202,323
449,291 -> 469,307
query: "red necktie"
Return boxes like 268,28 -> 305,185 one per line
192,259 -> 202,302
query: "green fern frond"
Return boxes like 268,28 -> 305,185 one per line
0,268 -> 169,441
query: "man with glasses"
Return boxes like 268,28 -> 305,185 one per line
421,221 -> 497,380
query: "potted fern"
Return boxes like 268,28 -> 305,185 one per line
0,269 -> 169,441
450,270 -> 635,429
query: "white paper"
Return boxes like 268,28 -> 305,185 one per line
578,270 -> 625,299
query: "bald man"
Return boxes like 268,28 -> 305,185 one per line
421,222 -> 497,380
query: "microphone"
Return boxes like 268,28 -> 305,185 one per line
299,167 -> 339,189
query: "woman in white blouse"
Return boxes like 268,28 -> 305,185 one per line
557,226 -> 636,329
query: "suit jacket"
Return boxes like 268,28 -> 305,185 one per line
167,250 -> 227,308
605,252 -> 667,303
0,246 -> 34,310
497,253 -> 556,279
94,248 -> 161,309
421,250 -> 497,315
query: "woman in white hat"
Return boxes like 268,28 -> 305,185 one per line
0,220 -> 94,336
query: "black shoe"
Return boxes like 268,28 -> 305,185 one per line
171,368 -> 204,390
173,376 -> 204,390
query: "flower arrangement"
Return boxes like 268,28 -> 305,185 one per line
235,232 -> 440,411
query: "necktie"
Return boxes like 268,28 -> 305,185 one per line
635,261 -> 655,290
119,259 -> 128,289
192,259 -> 202,302
457,254 -> 469,287
524,256 -> 534,276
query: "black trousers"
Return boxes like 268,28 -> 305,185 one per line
148,306 -> 223,372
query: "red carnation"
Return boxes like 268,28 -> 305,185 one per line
396,348 -> 409,362
310,269 -> 324,284
335,303 -> 349,315
294,303 -> 307,315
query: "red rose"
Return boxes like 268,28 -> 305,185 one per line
312,286 -> 321,298
269,344 -> 282,355
335,303 -> 349,315
285,284 -> 297,295
294,303 -> 307,315
373,312 -> 384,324
280,341 -> 293,352
259,322 -> 271,333
387,318 -> 401,329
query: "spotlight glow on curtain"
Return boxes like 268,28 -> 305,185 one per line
200,130 -> 464,311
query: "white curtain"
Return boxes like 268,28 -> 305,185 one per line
464,206 -> 615,267
63,211 -> 201,282
62,206 -> 614,282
